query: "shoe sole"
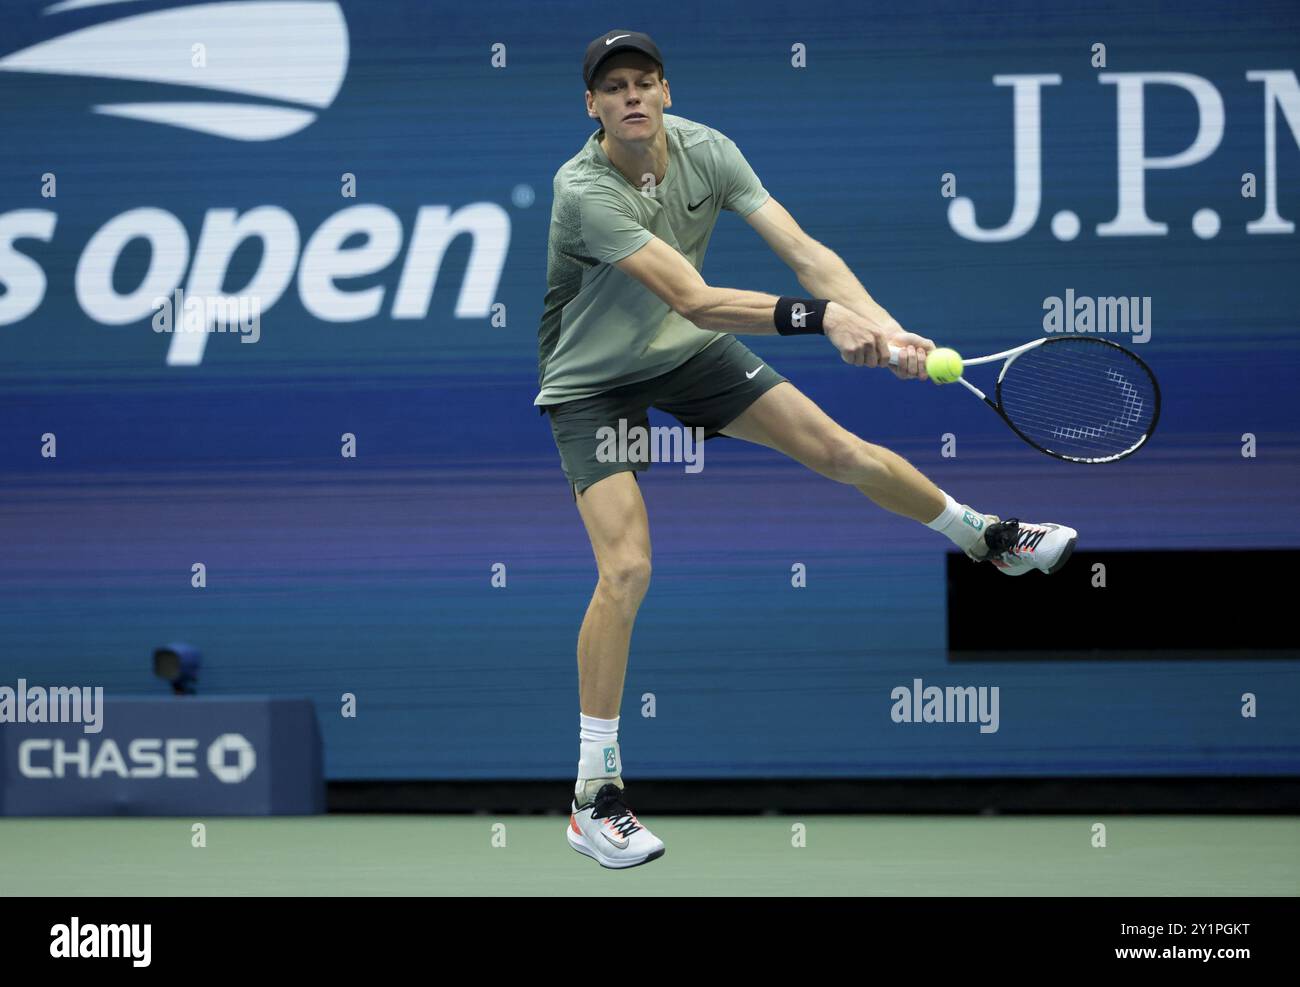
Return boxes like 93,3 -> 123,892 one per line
566,826 -> 666,869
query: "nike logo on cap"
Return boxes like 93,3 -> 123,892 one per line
605,34 -> 631,45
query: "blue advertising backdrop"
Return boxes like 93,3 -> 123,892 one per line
0,0 -> 1297,779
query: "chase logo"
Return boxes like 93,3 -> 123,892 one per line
207,732 -> 256,783
0,0 -> 349,141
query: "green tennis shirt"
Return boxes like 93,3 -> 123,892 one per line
534,113 -> 770,406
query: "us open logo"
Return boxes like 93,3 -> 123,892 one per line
0,0 -> 349,141
0,0 -> 511,367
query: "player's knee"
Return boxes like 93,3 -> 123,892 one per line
599,553 -> 652,602
819,435 -> 880,484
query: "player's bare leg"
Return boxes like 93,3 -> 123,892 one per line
720,381 -> 1077,574
574,471 -> 651,720
565,471 -> 665,868
720,381 -> 946,519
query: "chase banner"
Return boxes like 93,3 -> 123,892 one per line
0,698 -> 325,815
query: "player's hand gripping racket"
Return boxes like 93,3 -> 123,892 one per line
887,337 -> 1161,463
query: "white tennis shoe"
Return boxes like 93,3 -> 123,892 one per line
567,783 -> 665,869
966,515 -> 1078,576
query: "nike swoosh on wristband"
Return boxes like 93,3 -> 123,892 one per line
605,34 -> 631,45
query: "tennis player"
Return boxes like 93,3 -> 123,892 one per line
538,30 -> 1078,869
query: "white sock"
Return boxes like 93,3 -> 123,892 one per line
576,713 -> 622,803
580,712 -> 619,743
925,491 -> 989,554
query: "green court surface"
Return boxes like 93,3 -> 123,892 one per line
2,816 -> 1297,896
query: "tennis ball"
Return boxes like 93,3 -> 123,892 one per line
926,347 -> 964,384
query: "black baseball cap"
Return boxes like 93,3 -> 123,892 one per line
583,30 -> 663,90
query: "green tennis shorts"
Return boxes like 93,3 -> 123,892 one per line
542,335 -> 788,499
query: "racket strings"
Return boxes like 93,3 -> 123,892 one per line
997,342 -> 1158,460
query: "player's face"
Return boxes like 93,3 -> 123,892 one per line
588,54 -> 670,142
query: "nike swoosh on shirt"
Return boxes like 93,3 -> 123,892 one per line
745,365 -> 763,379
687,194 -> 713,211
605,34 -> 631,45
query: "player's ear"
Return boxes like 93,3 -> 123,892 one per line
662,78 -> 671,108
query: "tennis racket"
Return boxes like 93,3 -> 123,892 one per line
887,336 -> 1161,464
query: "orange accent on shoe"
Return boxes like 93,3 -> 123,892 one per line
570,815 -> 582,835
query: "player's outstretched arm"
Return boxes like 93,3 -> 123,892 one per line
612,235 -> 781,334
613,235 -> 922,372
742,197 -> 935,380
